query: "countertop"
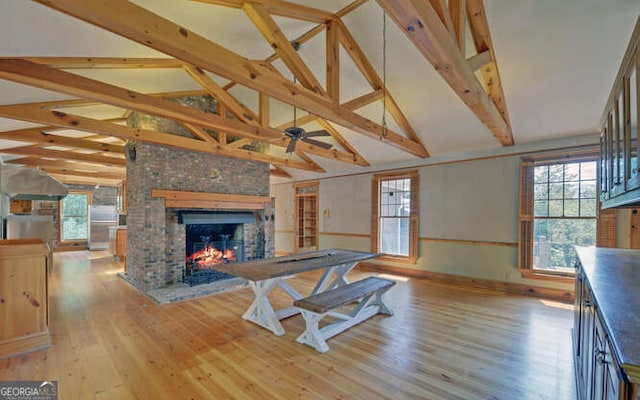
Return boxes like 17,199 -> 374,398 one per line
575,246 -> 640,384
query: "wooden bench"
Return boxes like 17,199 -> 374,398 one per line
293,276 -> 396,353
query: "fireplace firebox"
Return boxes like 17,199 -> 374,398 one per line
180,212 -> 255,286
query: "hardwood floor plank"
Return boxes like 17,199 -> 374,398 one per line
0,251 -> 576,399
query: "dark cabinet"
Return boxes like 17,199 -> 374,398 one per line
574,253 -> 638,400
600,19 -> 639,208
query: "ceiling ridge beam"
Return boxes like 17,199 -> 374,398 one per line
31,0 -> 428,158
0,104 -> 324,172
377,0 -> 513,146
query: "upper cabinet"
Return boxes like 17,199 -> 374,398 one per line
601,18 -> 640,208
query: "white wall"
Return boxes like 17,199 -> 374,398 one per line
271,153 -> 577,291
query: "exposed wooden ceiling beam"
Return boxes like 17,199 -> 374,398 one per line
0,128 -> 125,154
2,145 -> 126,167
48,173 -> 121,187
181,123 -> 218,144
326,19 -> 340,103
270,166 -> 291,178
0,59 -> 361,165
12,57 -> 183,69
183,64 -> 260,125
190,0 -> 335,24
243,3 -> 327,97
449,0 -> 466,51
39,167 -> 125,181
6,156 -> 126,174
466,0 -> 513,139
377,0 -> 514,146
0,104 -> 324,172
335,20 -> 426,149
31,0 -> 428,158
275,90 -> 383,131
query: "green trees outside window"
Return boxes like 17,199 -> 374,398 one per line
61,193 -> 89,241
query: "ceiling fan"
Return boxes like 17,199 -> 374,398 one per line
283,76 -> 333,153
284,126 -> 332,153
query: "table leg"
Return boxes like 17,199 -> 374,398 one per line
311,262 -> 358,294
243,278 -> 286,336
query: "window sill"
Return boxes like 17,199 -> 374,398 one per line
376,254 -> 417,264
520,269 -> 575,283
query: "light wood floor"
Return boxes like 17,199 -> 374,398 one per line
0,251 -> 577,399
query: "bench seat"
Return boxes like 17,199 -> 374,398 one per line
293,276 -> 395,353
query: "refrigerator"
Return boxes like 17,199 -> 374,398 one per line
5,214 -> 54,270
88,205 -> 117,250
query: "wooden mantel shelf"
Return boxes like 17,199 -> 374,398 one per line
151,189 -> 272,210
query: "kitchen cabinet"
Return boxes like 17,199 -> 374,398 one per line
599,19 -> 639,208
574,247 -> 640,400
0,239 -> 50,359
109,226 -> 127,269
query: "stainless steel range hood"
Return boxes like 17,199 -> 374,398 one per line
0,164 -> 68,201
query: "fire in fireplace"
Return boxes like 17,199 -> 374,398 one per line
180,212 -> 255,286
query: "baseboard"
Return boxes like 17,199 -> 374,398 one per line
358,262 -> 574,303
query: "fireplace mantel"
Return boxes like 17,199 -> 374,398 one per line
151,189 -> 272,210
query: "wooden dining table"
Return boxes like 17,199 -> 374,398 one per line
208,249 -> 380,336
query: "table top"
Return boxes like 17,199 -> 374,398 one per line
209,249 -> 380,281
575,246 -> 640,384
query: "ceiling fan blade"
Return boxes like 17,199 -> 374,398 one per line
301,138 -> 333,150
303,130 -> 330,137
285,139 -> 297,153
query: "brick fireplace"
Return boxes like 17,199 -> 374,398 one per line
124,141 -> 274,293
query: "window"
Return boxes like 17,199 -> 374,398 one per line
519,155 -> 616,277
372,170 -> 418,262
60,192 -> 89,242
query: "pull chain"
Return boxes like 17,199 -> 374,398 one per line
381,10 -> 388,140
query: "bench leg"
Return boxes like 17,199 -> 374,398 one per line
374,290 -> 394,316
296,311 -> 330,353
296,288 -> 394,353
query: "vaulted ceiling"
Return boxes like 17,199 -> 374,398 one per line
0,1 -> 638,186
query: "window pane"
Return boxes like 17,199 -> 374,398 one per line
564,199 -> 579,217
565,163 -> 580,181
580,181 -> 597,199
61,193 -> 88,241
533,218 -> 596,271
534,166 -> 548,183
534,201 -> 548,217
564,182 -> 579,199
581,162 -> 596,180
534,183 -> 548,200
548,200 -> 563,217
580,199 -> 597,217
62,217 -> 88,240
380,217 -> 409,256
549,183 -> 563,199
548,165 -> 564,182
